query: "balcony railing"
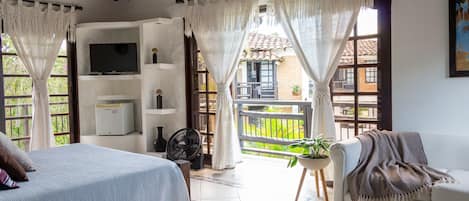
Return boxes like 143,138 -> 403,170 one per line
235,99 -> 312,156
235,82 -> 278,100
4,100 -> 70,151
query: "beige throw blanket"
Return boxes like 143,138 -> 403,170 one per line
347,130 -> 454,201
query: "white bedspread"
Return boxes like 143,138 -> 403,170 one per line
0,144 -> 190,201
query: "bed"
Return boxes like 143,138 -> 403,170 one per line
0,144 -> 190,201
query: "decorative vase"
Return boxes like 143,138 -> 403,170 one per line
153,126 -> 167,152
156,95 -> 162,109
152,48 -> 158,64
152,89 -> 163,109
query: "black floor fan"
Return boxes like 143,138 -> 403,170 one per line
166,128 -> 204,169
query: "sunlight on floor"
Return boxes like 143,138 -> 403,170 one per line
190,154 -> 333,201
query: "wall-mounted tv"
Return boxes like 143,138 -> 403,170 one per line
89,43 -> 138,74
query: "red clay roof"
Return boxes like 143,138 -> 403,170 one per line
244,33 -> 377,62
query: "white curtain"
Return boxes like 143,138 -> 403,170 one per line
1,0 -> 77,150
274,0 -> 373,141
184,0 -> 255,169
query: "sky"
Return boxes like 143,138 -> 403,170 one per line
250,8 -> 378,37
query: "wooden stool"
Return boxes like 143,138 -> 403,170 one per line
175,160 -> 191,198
295,168 -> 328,201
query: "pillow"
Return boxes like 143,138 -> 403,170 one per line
0,145 -> 28,181
0,133 -> 35,171
0,168 -> 18,190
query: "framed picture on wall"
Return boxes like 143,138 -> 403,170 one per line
450,0 -> 469,77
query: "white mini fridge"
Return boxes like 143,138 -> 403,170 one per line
95,103 -> 134,135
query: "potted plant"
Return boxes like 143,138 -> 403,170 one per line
291,85 -> 301,96
287,136 -> 331,170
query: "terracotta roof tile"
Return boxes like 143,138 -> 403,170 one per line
245,33 -> 377,62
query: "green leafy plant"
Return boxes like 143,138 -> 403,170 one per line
291,85 -> 301,95
287,136 -> 331,168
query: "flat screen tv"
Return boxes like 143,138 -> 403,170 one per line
89,43 -> 138,74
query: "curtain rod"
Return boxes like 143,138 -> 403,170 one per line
15,0 -> 83,10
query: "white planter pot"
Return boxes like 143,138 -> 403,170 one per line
297,156 -> 331,171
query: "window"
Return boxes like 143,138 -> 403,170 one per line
365,68 -> 377,83
243,60 -> 277,99
0,34 -> 74,150
332,2 -> 392,141
195,50 -> 217,163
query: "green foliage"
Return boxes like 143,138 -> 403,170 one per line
287,136 -> 331,168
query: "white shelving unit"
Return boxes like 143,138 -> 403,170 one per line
143,63 -> 175,70
79,74 -> 141,81
76,17 -> 186,154
145,108 -> 177,115
97,95 -> 135,101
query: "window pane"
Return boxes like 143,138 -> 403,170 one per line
207,73 -> 217,92
2,55 -> 28,75
199,114 -> 208,133
333,96 -> 355,121
48,77 -> 69,94
51,57 -> 68,75
358,123 -> 377,134
208,94 -> 217,112
197,52 -> 206,71
357,39 -> 378,64
57,41 -> 67,57
357,8 -> 378,36
202,135 -> 214,155
1,34 -> 16,54
332,68 -> 355,93
335,122 -> 355,141
358,67 -> 378,93
358,95 -> 378,121
51,115 -> 70,133
199,94 -> 207,112
4,77 -> 32,96
208,114 -> 216,133
198,73 -> 206,91
340,41 -> 354,65
49,102 -> 69,114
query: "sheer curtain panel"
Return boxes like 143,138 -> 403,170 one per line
184,0 -> 255,169
273,0 -> 373,141
1,0 -> 77,150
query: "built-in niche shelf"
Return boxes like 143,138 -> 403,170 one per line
145,108 -> 176,115
143,63 -> 175,70
97,95 -> 136,101
79,74 -> 142,81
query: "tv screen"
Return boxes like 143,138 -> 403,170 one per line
89,43 -> 138,73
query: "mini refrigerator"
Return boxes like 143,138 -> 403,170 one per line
95,103 -> 134,135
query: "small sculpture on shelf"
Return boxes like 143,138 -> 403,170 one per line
155,89 -> 163,109
153,126 -> 167,152
152,48 -> 158,64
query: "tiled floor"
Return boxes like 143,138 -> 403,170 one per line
190,155 -> 332,201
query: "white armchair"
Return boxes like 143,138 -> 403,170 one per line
330,133 -> 469,201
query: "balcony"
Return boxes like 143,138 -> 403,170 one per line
235,82 -> 278,100
235,99 -> 312,156
4,97 -> 70,151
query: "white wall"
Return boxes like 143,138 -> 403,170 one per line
392,0 -> 469,135
53,0 -> 173,23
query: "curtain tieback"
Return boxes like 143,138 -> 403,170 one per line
33,79 -> 48,94
314,85 -> 330,99
217,84 -> 230,95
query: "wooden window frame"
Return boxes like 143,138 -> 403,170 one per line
332,0 -> 392,136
